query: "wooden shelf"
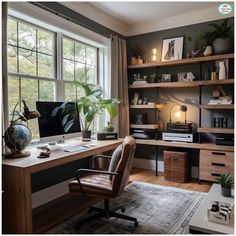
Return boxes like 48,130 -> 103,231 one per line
134,139 -> 234,152
199,104 -> 234,109
130,104 -> 163,109
130,124 -> 159,129
199,78 -> 234,86
197,127 -> 234,134
128,53 -> 234,69
129,79 -> 234,89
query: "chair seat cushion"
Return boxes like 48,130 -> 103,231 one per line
69,173 -> 112,193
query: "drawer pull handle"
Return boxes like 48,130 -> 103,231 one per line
212,152 -> 225,156
211,173 -> 221,177
171,157 -> 179,160
211,163 -> 225,167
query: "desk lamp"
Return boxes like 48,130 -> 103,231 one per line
4,100 -> 41,158
169,104 -> 187,124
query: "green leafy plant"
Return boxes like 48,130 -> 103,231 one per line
218,172 -> 233,189
76,82 -> 120,131
199,30 -> 215,46
131,44 -> 145,59
208,19 -> 232,39
103,121 -> 114,132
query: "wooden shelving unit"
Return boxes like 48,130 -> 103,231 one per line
128,53 -> 234,69
199,104 -> 234,109
197,127 -> 234,134
128,53 -> 234,178
129,79 -> 234,89
130,124 -> 159,129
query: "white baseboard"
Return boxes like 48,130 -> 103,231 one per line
32,178 -> 74,209
133,158 -> 199,178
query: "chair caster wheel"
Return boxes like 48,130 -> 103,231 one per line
121,207 -> 125,213
134,221 -> 139,227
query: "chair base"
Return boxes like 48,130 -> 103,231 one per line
76,199 -> 138,230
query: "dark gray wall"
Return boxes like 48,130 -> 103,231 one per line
127,17 -> 234,64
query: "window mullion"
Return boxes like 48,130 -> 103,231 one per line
56,32 -> 64,101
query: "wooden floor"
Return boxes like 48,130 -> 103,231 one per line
130,168 -> 212,193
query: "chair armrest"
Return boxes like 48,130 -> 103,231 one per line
76,168 -> 119,178
93,154 -> 112,161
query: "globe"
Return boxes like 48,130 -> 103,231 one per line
4,123 -> 32,158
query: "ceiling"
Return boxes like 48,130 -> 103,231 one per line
62,1 -> 234,36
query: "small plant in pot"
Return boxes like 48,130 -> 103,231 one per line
208,19 -> 232,55
218,172 -> 233,197
103,121 -> 114,132
131,44 -> 145,65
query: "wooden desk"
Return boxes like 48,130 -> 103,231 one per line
2,139 -> 122,234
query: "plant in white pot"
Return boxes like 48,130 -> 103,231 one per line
208,19 -> 232,55
218,172 -> 233,197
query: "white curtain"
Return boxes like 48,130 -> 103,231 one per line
110,35 -> 129,138
2,2 -> 9,135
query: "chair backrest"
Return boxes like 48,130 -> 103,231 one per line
111,136 -> 136,197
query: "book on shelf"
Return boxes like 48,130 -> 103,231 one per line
132,80 -> 147,85
208,99 -> 232,105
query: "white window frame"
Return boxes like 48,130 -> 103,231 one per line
7,3 -> 111,139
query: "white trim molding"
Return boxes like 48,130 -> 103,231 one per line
127,6 -> 234,36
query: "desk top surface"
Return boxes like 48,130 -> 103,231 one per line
2,139 -> 122,173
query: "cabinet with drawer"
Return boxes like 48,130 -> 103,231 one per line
164,150 -> 190,182
199,149 -> 234,181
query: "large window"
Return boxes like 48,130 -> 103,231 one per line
7,16 -> 99,141
62,36 -> 97,101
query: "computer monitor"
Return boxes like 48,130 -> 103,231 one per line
36,101 -> 81,143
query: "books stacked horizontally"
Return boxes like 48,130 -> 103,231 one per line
132,79 -> 147,85
208,98 -> 232,105
132,129 -> 149,139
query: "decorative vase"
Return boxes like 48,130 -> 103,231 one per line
203,46 -> 213,56
213,38 -> 231,55
219,61 -> 226,80
131,57 -> 138,65
82,130 -> 91,141
137,56 -> 143,64
221,186 -> 231,197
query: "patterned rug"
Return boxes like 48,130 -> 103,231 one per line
48,181 -> 206,234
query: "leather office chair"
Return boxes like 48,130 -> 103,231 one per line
69,136 -> 138,228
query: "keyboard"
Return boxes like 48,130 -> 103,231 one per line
64,145 -> 88,152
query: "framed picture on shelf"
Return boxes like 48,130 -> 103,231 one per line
161,36 -> 184,62
162,74 -> 171,82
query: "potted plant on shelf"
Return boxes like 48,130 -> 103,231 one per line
200,31 -> 214,56
131,44 -> 145,65
218,172 -> 233,197
208,19 -> 232,55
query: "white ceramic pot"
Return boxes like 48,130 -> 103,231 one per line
203,46 -> 213,56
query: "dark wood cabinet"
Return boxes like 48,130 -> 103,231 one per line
164,150 -> 190,182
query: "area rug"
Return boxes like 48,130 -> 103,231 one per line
48,181 -> 206,234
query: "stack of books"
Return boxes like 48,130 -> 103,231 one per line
208,98 -> 232,105
132,80 -> 147,85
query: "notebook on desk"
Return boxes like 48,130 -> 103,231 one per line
64,143 -> 96,152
